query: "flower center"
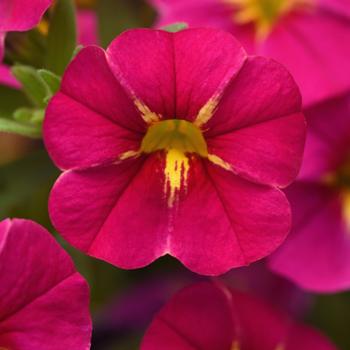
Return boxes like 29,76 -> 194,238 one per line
324,161 -> 350,231
141,119 -> 208,207
226,0 -> 312,40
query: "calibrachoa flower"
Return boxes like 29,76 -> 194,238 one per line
0,218 -> 91,349
150,0 -> 350,107
141,281 -> 337,350
44,28 -> 306,275
269,95 -> 350,292
0,0 -> 52,86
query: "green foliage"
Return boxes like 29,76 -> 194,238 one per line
12,65 -> 50,108
38,69 -> 61,96
0,118 -> 42,138
161,22 -> 189,33
45,0 -> 77,75
2,66 -> 61,138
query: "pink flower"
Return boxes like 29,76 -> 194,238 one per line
150,0 -> 350,107
269,94 -> 350,292
44,28 -> 305,275
0,218 -> 91,349
77,10 -> 99,46
0,0 -> 52,86
0,0 -> 52,32
141,281 -> 337,350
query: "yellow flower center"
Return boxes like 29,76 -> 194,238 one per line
141,119 -> 208,207
226,0 -> 313,40
119,97 -> 232,208
324,161 -> 350,231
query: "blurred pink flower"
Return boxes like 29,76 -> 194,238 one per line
141,281 -> 337,350
0,2 -> 98,88
0,0 -> 52,87
0,218 -> 91,350
150,0 -> 350,108
77,9 -> 99,46
0,0 -> 52,32
270,95 -> 350,292
0,32 -> 17,88
44,28 -> 305,275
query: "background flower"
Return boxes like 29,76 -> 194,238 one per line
150,0 -> 350,107
141,281 -> 337,350
269,94 -> 350,292
0,218 -> 91,350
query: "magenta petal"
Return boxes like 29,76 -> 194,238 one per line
205,56 -> 302,135
208,112 -> 305,187
168,159 -> 291,275
44,92 -> 141,170
59,46 -> 145,132
0,64 -> 20,88
142,282 -> 336,350
0,32 -> 4,61
319,0 -> 350,18
204,56 -> 305,187
270,183 -> 350,292
299,94 -> 350,181
0,0 -> 52,31
262,11 -> 350,107
49,156 -> 170,269
44,46 -> 146,170
288,324 -> 339,350
107,29 -> 176,117
141,282 -> 235,350
107,28 -> 246,119
172,28 -> 246,120
0,219 -> 91,350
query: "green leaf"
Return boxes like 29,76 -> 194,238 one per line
45,0 -> 77,75
13,108 -> 33,123
13,107 -> 45,125
38,69 -> 61,95
161,22 -> 188,33
11,65 -> 49,108
0,118 -> 41,138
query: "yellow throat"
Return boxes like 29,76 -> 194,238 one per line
226,0 -> 312,40
141,119 -> 208,207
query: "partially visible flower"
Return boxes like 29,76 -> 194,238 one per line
77,9 -> 98,46
44,28 -> 305,275
269,95 -> 350,292
150,0 -> 350,107
0,0 -> 52,85
0,0 -> 52,33
0,0 -> 98,88
0,218 -> 91,350
141,281 -> 337,350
